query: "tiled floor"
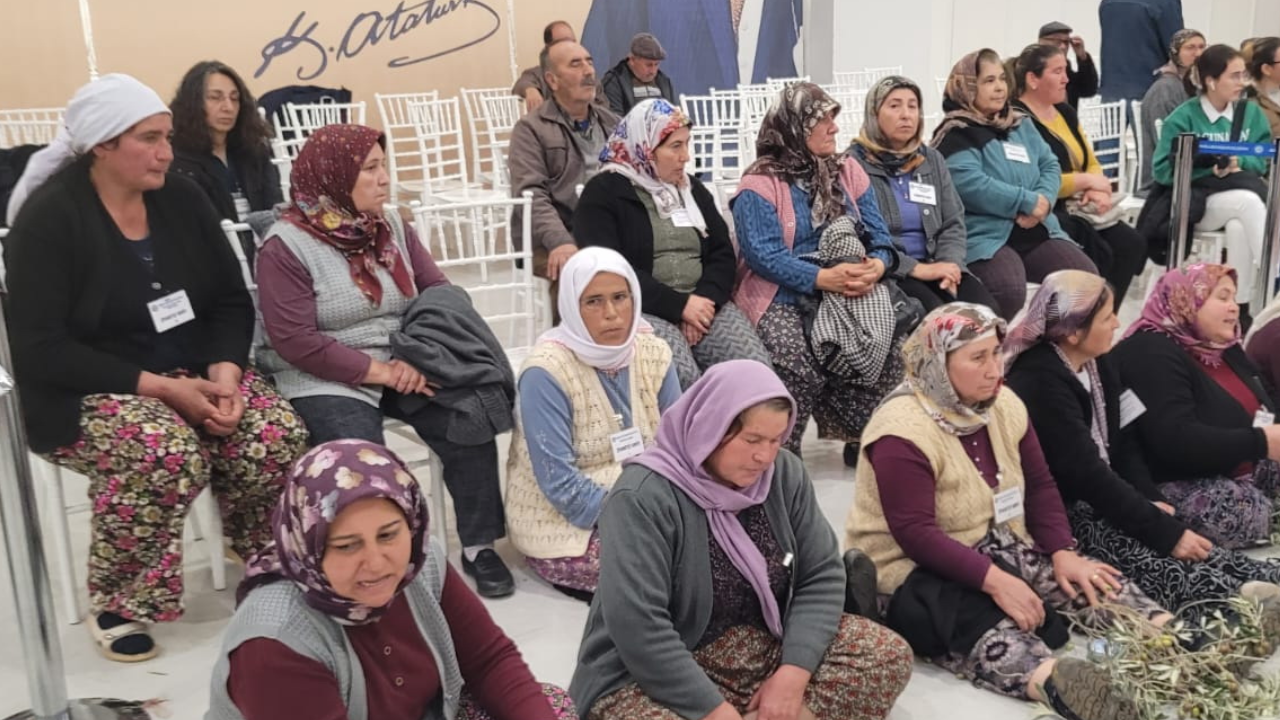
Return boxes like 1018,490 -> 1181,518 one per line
0,271 -> 1268,719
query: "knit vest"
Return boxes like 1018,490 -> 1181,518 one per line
504,335 -> 672,559
257,211 -> 416,406
732,157 -> 870,326
204,538 -> 462,720
845,387 -> 1030,594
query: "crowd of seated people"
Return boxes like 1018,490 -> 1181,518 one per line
10,13 -> 1280,720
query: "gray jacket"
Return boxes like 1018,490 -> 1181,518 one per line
1138,72 -> 1190,197
390,285 -> 515,445
508,99 -> 620,253
569,450 -> 844,718
853,144 -> 969,278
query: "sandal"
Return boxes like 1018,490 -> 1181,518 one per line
88,612 -> 159,663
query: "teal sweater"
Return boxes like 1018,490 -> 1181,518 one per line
941,120 -> 1069,264
1152,97 -> 1273,186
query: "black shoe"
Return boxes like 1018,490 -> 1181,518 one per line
843,548 -> 880,623
553,584 -> 595,603
843,443 -> 860,468
462,549 -> 515,598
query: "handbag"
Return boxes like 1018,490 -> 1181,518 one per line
885,279 -> 925,337
1065,192 -> 1129,230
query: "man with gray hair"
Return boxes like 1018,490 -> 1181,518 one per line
601,32 -> 677,115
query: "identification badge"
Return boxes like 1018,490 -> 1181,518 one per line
609,427 -> 645,462
1255,409 -> 1275,428
1003,142 -> 1031,163
670,208 -> 697,227
1118,389 -> 1147,429
232,193 -> 252,222
993,487 -> 1024,525
907,182 -> 937,205
147,290 -> 196,333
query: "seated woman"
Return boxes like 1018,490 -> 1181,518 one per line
1138,29 -> 1205,196
574,98 -> 770,389
1246,37 -> 1280,139
850,76 -> 998,313
1146,45 -> 1271,313
932,49 -> 1097,321
1112,263 -> 1280,549
505,247 -> 681,599
1006,270 -> 1280,621
732,82 -> 904,463
169,61 -> 282,258
255,124 -> 514,598
4,74 -> 307,661
846,302 -> 1172,719
208,440 -> 575,720
1012,44 -> 1147,303
571,360 -> 913,720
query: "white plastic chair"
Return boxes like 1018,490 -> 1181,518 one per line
765,76 -> 810,92
832,67 -> 902,91
406,98 -> 505,204
376,91 -> 442,202
1080,99 -> 1128,190
478,95 -> 526,192
274,100 -> 368,163
461,87 -> 517,185
681,93 -> 746,181
0,107 -> 64,148
737,84 -> 777,168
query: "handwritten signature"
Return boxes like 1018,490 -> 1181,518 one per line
254,0 -> 501,81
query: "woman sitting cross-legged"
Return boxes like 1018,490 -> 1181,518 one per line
1111,263 -> 1280,549
572,360 -> 914,720
206,440 -> 576,720
505,247 -> 681,600
574,98 -> 770,389
1005,270 -> 1280,624
846,303 -> 1173,720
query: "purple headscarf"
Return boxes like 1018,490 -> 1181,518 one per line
239,440 -> 431,625
626,359 -> 797,637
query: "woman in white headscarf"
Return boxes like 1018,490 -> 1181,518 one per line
3,75 -> 307,662
505,247 -> 681,600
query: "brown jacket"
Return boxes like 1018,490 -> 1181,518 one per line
1250,88 -> 1280,141
508,99 -> 619,253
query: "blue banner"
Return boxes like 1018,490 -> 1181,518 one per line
1197,140 -> 1277,158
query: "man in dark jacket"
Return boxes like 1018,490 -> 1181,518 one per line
1038,21 -> 1099,109
601,33 -> 677,116
1098,0 -> 1184,102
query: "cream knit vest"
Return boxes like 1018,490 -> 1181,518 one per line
845,387 -> 1031,594
505,335 -> 672,559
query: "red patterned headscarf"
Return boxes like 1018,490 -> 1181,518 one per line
284,124 -> 415,306
1123,263 -> 1240,367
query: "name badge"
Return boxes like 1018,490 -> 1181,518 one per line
610,427 -> 645,463
1118,389 -> 1147,429
232,193 -> 252,222
147,290 -> 196,333
993,487 -> 1024,525
907,182 -> 937,205
670,208 -> 697,227
1255,409 -> 1275,428
1003,142 -> 1031,164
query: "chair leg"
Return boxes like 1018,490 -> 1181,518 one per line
36,459 -> 82,624
428,453 -> 449,552
191,489 -> 226,591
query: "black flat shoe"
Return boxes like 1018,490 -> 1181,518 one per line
843,443 -> 860,468
843,548 -> 880,623
461,549 -> 515,598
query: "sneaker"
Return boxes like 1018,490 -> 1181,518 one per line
843,548 -> 880,623
1043,658 -> 1140,720
461,549 -> 515,598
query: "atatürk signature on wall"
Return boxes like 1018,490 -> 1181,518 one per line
254,0 -> 501,80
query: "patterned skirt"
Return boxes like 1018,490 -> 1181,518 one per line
1158,460 -> 1280,549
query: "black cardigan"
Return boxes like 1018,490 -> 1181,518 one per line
572,172 -> 735,324
1111,330 -> 1273,483
1006,343 -> 1186,554
3,159 -> 254,452
170,145 -> 282,221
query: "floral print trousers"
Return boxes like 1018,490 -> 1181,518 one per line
47,370 -> 308,623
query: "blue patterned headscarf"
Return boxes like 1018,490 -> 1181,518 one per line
599,98 -> 707,235
239,440 -> 432,625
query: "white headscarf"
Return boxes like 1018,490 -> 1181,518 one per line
537,247 -> 652,371
6,74 -> 170,225
598,99 -> 708,236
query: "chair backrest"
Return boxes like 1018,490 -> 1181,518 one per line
376,91 -> 441,201
407,98 -> 472,202
737,84 -> 777,167
826,86 -> 867,150
765,76 -> 811,92
0,107 -> 64,148
408,192 -> 537,351
461,87 -> 515,183
479,95 -> 526,191
272,100 -> 368,164
682,93 -> 745,180
1128,99 -> 1144,195
935,77 -> 949,98
1080,99 -> 1127,190
833,67 -> 902,91
220,219 -> 262,351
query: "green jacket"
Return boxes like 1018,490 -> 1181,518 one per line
1151,97 -> 1273,186
569,450 -> 845,718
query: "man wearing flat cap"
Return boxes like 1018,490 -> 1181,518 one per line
601,32 -> 677,115
1038,20 -> 1099,109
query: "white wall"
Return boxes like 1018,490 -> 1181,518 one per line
815,0 -> 1277,114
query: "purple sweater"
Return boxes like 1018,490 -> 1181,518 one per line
256,222 -> 449,386
866,425 -> 1075,590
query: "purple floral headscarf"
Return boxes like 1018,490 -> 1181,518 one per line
239,440 -> 431,625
